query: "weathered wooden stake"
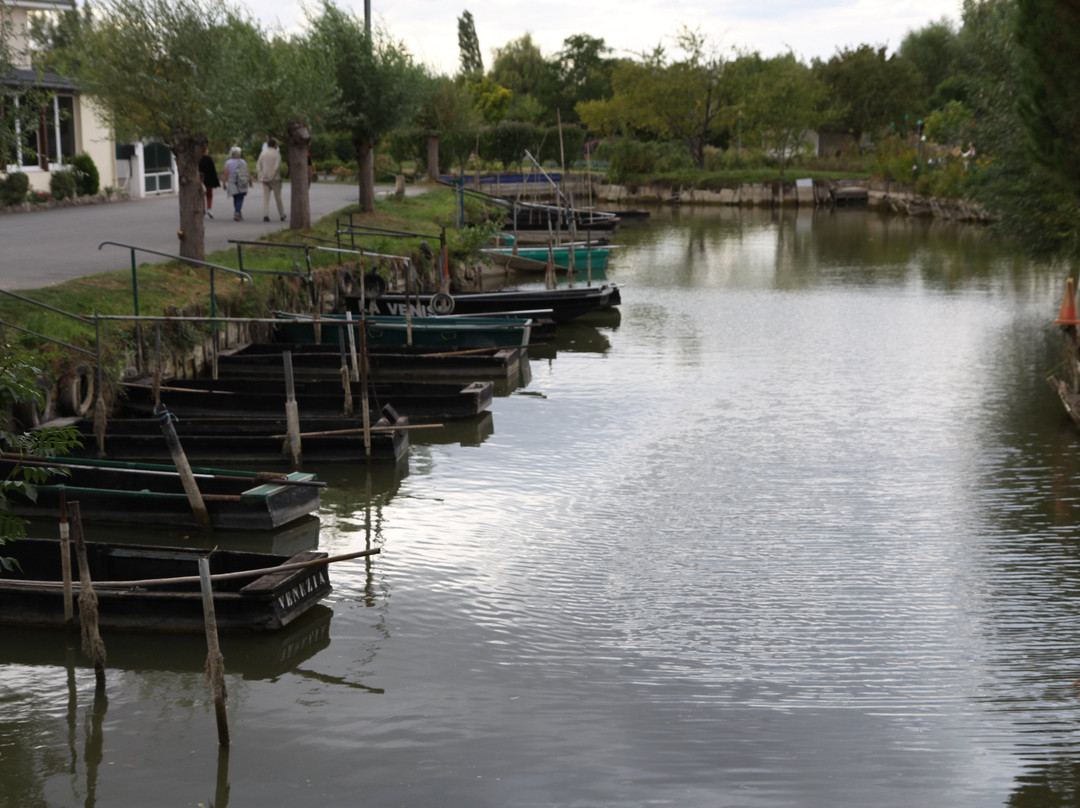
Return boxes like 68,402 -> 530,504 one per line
359,318 -> 372,459
59,488 -> 73,626
154,404 -> 212,531
345,311 -> 360,382
338,329 -> 353,416
199,557 -> 230,747
70,501 -> 106,690
282,350 -> 302,470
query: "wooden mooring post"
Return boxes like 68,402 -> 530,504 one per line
199,557 -> 230,746
283,350 -> 303,470
69,501 -> 106,690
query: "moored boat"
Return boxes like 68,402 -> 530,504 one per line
0,454 -> 321,531
346,284 -> 620,322
48,404 -> 411,465
273,311 -> 533,349
0,538 -> 341,631
217,343 -> 526,382
119,377 -> 494,422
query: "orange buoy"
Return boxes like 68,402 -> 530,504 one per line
1056,277 -> 1080,325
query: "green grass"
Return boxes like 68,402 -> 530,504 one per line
0,185 -> 466,387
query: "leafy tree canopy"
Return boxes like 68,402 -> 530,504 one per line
815,44 -> 923,145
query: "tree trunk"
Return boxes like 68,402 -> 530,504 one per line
173,133 -> 207,263
357,140 -> 375,213
286,119 -> 312,230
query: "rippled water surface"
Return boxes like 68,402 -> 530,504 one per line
5,207 -> 1080,807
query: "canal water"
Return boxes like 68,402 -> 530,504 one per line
4,206 -> 1080,807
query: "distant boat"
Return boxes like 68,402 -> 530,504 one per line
273,311 -> 533,350
0,538 -> 339,631
481,244 -> 615,272
0,454 -> 321,531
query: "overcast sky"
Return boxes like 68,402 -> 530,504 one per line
250,0 -> 963,74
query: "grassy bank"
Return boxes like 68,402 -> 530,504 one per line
0,185 -> 470,394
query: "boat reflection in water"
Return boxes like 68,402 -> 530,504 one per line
0,606 -> 333,808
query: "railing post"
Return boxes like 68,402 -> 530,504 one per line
129,247 -> 143,374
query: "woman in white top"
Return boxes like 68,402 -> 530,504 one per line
222,146 -> 250,221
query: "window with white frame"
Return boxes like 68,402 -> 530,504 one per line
6,93 -> 76,171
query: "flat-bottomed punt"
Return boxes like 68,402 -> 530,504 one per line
0,454 -> 321,531
273,311 -> 533,349
120,377 -> 493,421
0,538 -> 337,631
347,284 -> 620,323
49,404 -> 411,465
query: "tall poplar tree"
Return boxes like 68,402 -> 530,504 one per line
457,10 -> 483,76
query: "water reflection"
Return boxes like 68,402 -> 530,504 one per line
9,207 -> 1080,805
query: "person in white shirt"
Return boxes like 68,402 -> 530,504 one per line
256,138 -> 286,222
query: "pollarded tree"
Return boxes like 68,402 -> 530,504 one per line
248,33 -> 338,229
309,1 -> 426,213
416,73 -> 482,176
72,0 -> 264,261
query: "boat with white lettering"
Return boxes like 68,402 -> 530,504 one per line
0,538 -> 346,631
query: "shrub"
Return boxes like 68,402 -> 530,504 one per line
69,152 -> 100,196
0,172 -> 30,206
49,169 -> 77,201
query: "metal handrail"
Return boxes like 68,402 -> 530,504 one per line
98,241 -> 253,373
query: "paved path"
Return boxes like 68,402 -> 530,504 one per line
0,182 -> 407,291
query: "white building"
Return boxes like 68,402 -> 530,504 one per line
2,0 -> 176,197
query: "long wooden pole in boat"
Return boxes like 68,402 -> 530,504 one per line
154,404 -> 212,532
199,557 -> 230,747
345,310 -> 359,382
0,454 -> 326,487
270,423 -> 442,438
33,546 -> 383,590
70,501 -> 106,689
282,350 -> 302,470
59,488 -> 73,626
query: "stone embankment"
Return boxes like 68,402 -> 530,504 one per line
588,179 -> 990,222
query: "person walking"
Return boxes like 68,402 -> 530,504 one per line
199,147 -> 220,219
257,137 -> 286,223
223,146 -> 250,221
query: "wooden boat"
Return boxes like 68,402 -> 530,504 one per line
0,537 -> 337,632
273,311 -> 532,349
347,283 -> 620,323
119,377 -> 494,421
47,404 -> 411,465
482,244 -> 614,269
0,454 -> 321,531
217,342 -> 526,382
